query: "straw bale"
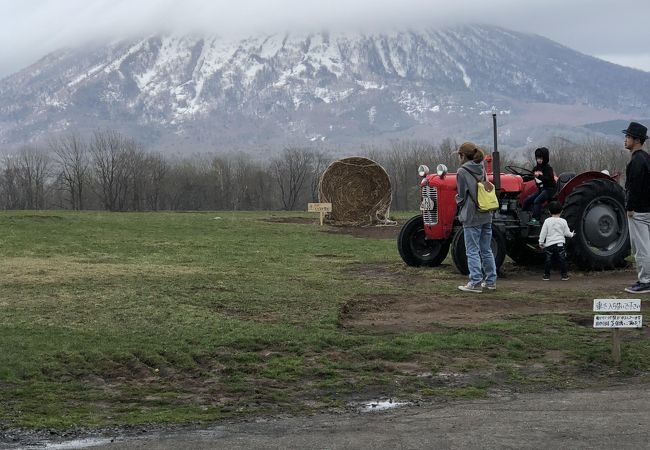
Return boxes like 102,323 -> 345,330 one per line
318,156 -> 392,226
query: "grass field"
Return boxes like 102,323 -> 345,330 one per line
0,210 -> 648,429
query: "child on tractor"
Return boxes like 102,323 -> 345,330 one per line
523,147 -> 556,226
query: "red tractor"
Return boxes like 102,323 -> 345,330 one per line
397,116 -> 630,274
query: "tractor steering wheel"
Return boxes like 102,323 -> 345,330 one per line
505,165 -> 535,182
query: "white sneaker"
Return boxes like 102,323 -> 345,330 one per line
480,281 -> 496,290
458,282 -> 482,293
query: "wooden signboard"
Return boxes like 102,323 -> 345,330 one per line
308,203 -> 332,213
592,298 -> 643,364
308,203 -> 332,225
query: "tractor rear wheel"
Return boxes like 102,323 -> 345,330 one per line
450,225 -> 506,275
397,215 -> 450,267
562,179 -> 630,270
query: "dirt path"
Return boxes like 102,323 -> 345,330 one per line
8,384 -> 649,449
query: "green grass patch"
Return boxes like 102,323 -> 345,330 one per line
0,210 -> 648,429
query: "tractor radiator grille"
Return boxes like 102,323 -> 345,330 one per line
421,186 -> 438,225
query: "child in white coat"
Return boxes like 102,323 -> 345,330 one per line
538,201 -> 575,280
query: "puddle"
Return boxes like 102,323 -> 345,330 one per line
359,399 -> 407,412
20,437 -> 115,449
48,438 -> 113,449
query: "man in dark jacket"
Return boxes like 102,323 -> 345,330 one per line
522,147 -> 556,226
622,122 -> 650,294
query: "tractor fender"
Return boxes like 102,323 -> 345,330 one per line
557,171 -> 616,204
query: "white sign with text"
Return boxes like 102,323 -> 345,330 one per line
593,315 -> 643,328
593,299 -> 641,312
307,203 -> 332,213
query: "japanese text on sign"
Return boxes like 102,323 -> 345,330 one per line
593,299 -> 641,312
593,315 -> 642,328
308,203 -> 332,213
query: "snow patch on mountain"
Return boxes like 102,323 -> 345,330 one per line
1,25 -> 649,152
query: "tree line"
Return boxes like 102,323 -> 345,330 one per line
0,130 -> 630,212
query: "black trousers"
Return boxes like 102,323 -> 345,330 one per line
544,244 -> 568,278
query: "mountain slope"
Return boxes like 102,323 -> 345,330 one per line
1,25 -> 649,153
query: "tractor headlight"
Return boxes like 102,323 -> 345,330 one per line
418,165 -> 430,177
436,164 -> 448,177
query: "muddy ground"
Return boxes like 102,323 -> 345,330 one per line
338,263 -> 644,331
319,218 -> 643,332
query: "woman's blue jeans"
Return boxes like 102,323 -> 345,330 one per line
463,223 -> 497,287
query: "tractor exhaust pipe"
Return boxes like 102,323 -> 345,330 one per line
492,113 -> 501,195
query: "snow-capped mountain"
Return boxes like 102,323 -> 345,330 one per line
1,24 -> 649,153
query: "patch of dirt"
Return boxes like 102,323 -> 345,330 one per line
264,217 -> 315,224
342,262 -> 417,284
322,223 -> 401,240
1,214 -> 64,221
339,293 -> 588,331
544,350 -> 567,363
262,216 -> 403,239
339,266 -> 643,332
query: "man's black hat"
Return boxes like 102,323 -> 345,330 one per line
622,121 -> 648,140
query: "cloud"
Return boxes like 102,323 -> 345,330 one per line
1,0 -> 649,78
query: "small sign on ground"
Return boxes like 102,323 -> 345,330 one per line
593,315 -> 643,328
593,299 -> 641,312
307,202 -> 332,226
308,203 -> 332,213
592,298 -> 643,364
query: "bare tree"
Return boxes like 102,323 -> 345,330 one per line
143,152 -> 168,211
309,149 -> 331,202
123,141 -> 147,211
10,146 -> 52,209
367,139 -> 443,211
250,161 -> 277,210
230,153 -> 268,210
50,133 -> 89,210
430,138 -> 460,170
211,156 -> 234,209
89,130 -> 131,211
270,147 -> 314,210
0,155 -> 22,209
165,157 -> 213,210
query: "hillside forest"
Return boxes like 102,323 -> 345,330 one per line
0,130 -> 631,212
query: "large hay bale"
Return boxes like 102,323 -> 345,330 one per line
318,156 -> 392,226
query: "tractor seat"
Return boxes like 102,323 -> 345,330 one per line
556,172 -> 576,195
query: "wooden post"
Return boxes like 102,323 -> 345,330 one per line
612,328 -> 621,364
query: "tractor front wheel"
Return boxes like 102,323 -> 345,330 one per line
451,225 -> 506,275
562,179 -> 630,270
397,215 -> 450,267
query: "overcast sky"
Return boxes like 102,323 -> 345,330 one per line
1,0 -> 650,79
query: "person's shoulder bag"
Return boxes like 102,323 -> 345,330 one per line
459,167 -> 499,213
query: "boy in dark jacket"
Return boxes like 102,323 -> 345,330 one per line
523,147 -> 556,226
